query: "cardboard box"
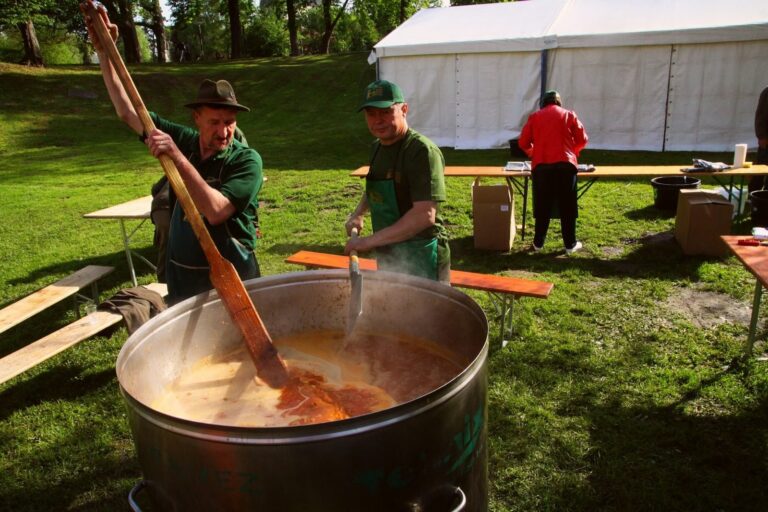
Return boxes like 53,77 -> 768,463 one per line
675,189 -> 733,256
472,178 -> 515,251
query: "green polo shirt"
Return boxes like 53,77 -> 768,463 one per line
367,129 -> 448,241
150,112 -> 262,250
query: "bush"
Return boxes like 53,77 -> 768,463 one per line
243,9 -> 289,58
0,27 -> 84,65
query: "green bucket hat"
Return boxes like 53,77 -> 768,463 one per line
357,80 -> 405,112
184,79 -> 250,112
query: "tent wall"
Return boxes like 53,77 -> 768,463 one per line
374,1 -> 768,151
547,46 -> 671,151
378,55 -> 457,147
381,40 -> 768,151
665,40 -> 768,151
454,53 -> 540,149
379,52 -> 540,149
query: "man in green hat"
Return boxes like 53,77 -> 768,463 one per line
83,3 -> 263,304
345,80 -> 451,283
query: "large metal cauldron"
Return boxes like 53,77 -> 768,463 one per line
117,270 -> 488,511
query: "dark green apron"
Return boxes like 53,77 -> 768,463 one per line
367,172 -> 439,281
166,186 -> 259,305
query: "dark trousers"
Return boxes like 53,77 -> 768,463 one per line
151,208 -> 170,283
532,162 -> 578,248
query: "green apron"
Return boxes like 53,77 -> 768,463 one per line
366,178 -> 439,281
166,195 -> 259,305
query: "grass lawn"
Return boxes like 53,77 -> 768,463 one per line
1,54 -> 767,511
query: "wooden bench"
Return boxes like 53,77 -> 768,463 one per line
0,282 -> 167,387
0,265 -> 115,336
285,250 -> 553,346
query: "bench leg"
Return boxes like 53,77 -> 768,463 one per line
73,281 -> 102,319
489,292 -> 515,348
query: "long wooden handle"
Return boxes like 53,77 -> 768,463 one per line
84,1 -> 288,388
84,1 -> 212,257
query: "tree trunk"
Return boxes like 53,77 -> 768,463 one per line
103,0 -> 142,63
147,0 -> 168,63
228,0 -> 242,59
287,0 -> 299,56
320,0 -> 350,55
17,20 -> 44,67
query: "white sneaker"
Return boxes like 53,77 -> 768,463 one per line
565,241 -> 583,255
532,243 -> 543,252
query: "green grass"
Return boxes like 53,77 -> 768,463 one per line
1,55 -> 767,511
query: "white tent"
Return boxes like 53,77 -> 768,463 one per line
372,0 -> 768,151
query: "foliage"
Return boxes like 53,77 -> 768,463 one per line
243,8 -> 290,58
0,0 -> 468,63
166,0 -> 230,61
0,0 -> 85,65
136,23 -> 153,62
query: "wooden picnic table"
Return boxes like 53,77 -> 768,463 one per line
83,195 -> 154,286
721,235 -> 768,359
351,164 -> 768,240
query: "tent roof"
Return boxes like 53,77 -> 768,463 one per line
374,0 -> 768,57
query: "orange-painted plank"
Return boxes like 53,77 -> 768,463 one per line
286,251 -> 378,271
285,251 -> 552,298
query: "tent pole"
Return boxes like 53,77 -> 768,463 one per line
662,45 -> 675,152
540,49 -> 549,101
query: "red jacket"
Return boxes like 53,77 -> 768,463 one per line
518,104 -> 588,169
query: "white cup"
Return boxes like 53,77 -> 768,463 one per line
734,144 -> 748,168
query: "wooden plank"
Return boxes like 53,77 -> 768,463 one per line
0,311 -> 124,385
286,250 -> 377,271
449,270 -> 552,298
351,164 -> 768,179
83,195 -> 152,219
285,250 -> 552,298
0,282 -> 168,387
0,265 -> 114,336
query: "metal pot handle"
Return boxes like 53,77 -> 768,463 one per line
129,479 -> 465,512
411,485 -> 467,512
450,486 -> 467,512
128,480 -> 147,512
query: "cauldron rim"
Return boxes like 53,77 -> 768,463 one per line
116,269 -> 489,440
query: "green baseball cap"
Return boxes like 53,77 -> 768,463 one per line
357,80 -> 405,112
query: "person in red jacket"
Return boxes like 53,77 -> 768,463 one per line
519,90 -> 588,254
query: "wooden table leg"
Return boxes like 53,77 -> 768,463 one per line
746,278 -> 763,359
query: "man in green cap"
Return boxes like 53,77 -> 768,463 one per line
83,3 -> 263,304
345,80 -> 451,283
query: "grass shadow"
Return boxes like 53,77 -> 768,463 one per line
489,335 -> 768,510
580,389 -> 768,510
0,367 -> 116,422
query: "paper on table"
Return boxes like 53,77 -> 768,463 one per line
505,161 -> 531,171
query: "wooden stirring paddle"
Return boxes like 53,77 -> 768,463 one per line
82,1 -> 288,388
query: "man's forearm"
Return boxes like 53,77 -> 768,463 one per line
171,155 -> 235,225
96,50 -> 143,134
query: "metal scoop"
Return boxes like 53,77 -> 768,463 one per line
347,228 -> 363,335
